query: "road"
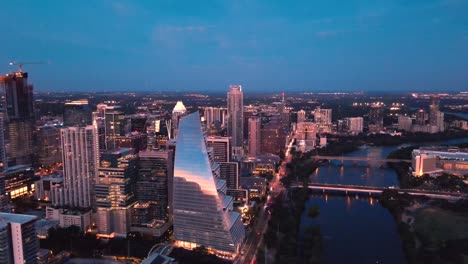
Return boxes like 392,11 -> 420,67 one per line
236,136 -> 295,264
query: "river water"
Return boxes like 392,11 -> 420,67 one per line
300,137 -> 468,264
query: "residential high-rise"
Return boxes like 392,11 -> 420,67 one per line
0,72 -> 34,166
173,112 -> 244,259
63,99 -> 92,127
52,126 -> 98,209
204,107 -> 227,127
96,148 -> 138,235
227,85 -> 244,158
0,213 -> 38,264
314,107 -> 332,125
206,137 -> 239,190
297,110 -> 306,124
171,101 -> 187,139
346,117 -> 364,133
368,107 -> 384,132
136,149 -> 174,221
416,109 -> 428,126
248,117 -> 261,157
398,116 -> 413,131
36,126 -> 62,167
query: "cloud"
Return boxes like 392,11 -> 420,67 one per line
315,30 -> 338,38
109,1 -> 138,17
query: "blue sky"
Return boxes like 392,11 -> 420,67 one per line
1,0 -> 467,92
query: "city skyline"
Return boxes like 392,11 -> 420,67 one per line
1,1 -> 468,92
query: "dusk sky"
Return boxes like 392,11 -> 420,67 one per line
1,0 -> 468,92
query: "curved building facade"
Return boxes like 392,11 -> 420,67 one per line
173,112 -> 244,259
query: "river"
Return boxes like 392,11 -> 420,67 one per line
300,137 -> 468,264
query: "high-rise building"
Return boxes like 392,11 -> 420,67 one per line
52,126 -> 98,209
204,107 -> 227,127
0,72 -> 34,166
0,213 -> 38,264
346,117 -> 364,133
248,117 -> 261,157
0,113 -> 7,210
173,112 -> 244,259
171,101 -> 187,139
63,99 -> 92,127
314,107 -> 332,125
136,149 -> 174,221
296,122 -> 317,152
430,111 -> 444,132
368,107 -> 384,132
96,148 -> 138,235
219,162 -> 239,190
398,116 -> 413,131
206,137 -> 238,190
227,85 -> 244,158
297,110 -> 306,124
36,126 -> 62,167
105,108 -> 126,150
415,109 -> 428,126
206,137 -> 231,163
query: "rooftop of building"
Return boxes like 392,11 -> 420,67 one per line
0,212 -> 37,224
172,100 -> 187,114
5,164 -> 33,174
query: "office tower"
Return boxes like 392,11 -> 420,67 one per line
314,107 -> 332,125
346,117 -> 364,133
297,109 -> 306,123
0,213 -> 38,264
105,108 -> 125,150
173,112 -> 245,258
248,117 -> 261,157
63,99 -> 92,127
52,126 -> 98,208
4,165 -> 34,199
36,126 -> 62,167
204,107 -> 227,127
398,116 -> 413,131
227,85 -> 244,157
136,149 -> 174,221
0,72 -> 34,166
171,101 -> 187,139
96,148 -> 138,235
206,137 -> 231,163
260,127 -> 281,155
416,109 -> 428,126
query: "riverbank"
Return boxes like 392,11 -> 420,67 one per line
380,190 -> 468,264
386,143 -> 468,191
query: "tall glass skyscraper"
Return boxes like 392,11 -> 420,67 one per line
227,85 -> 244,150
173,112 -> 245,259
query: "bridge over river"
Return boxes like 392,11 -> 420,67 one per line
311,155 -> 412,163
291,183 -> 465,200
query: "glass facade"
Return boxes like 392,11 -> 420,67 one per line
173,112 -> 244,258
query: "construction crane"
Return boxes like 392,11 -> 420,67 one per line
9,61 -> 44,72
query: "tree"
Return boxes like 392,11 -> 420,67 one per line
193,245 -> 209,255
307,205 -> 320,218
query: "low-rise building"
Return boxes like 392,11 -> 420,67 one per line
412,147 -> 468,176
46,207 -> 91,231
